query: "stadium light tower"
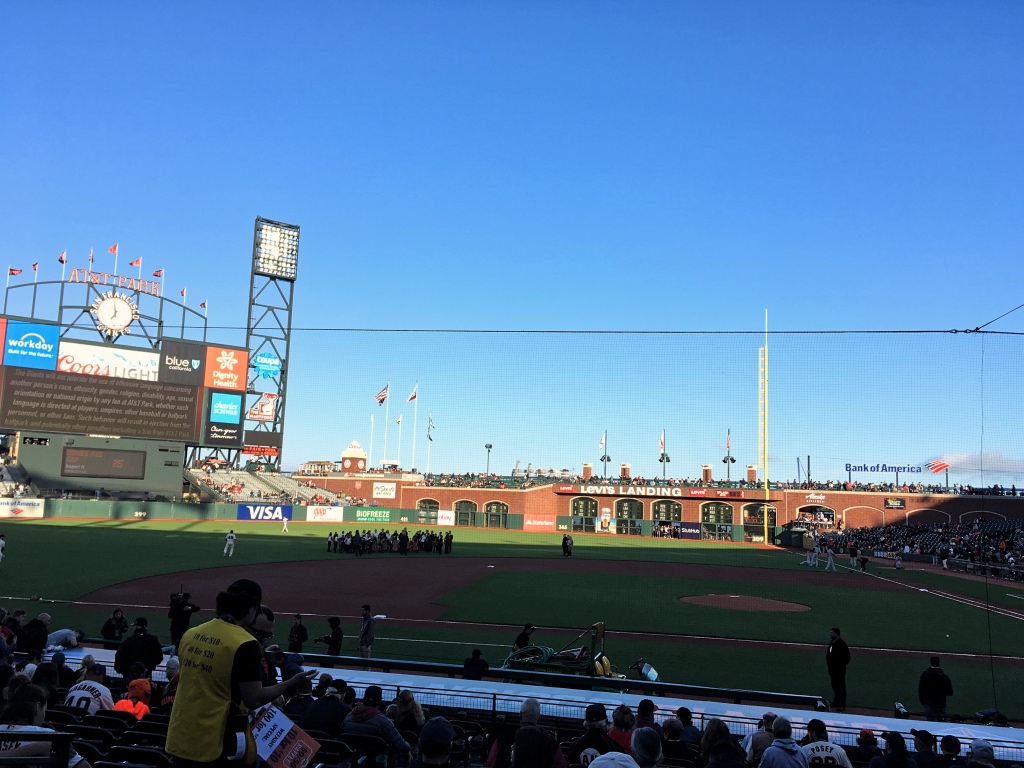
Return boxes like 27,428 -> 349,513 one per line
244,217 -> 299,472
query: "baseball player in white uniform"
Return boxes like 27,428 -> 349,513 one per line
223,530 -> 237,557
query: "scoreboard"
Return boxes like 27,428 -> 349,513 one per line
0,317 -> 248,448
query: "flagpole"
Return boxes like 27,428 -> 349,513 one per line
397,417 -> 403,468
60,254 -> 66,282
369,414 -> 374,470
426,414 -> 432,476
411,382 -> 419,472
382,380 -> 391,467
113,249 -> 118,276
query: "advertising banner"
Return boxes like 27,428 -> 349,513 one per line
355,508 -> 391,522
437,509 -> 455,526
253,352 -> 282,379
307,505 -> 345,523
523,516 -> 557,531
57,341 -> 159,381
0,499 -> 44,519
250,705 -> 319,768
159,340 -> 207,386
237,504 -> 293,521
204,346 -> 249,391
3,321 -> 59,370
204,390 -> 244,447
247,392 -> 279,422
372,482 -> 396,500
243,445 -> 279,457
677,523 -> 702,539
884,498 -> 907,510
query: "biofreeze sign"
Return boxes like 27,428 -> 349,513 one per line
237,504 -> 293,521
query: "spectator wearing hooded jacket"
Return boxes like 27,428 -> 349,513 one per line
567,703 -> 626,765
760,717 -> 809,768
114,618 -> 163,676
918,657 -> 954,721
341,685 -> 410,756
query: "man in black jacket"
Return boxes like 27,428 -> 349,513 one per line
826,627 -> 851,711
288,614 -> 309,653
314,617 -> 343,656
20,613 -> 51,655
567,703 -> 625,765
114,617 -> 164,676
168,592 -> 201,648
919,657 -> 954,721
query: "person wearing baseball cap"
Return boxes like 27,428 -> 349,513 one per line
910,730 -> 939,768
513,624 -> 536,651
850,730 -> 883,765
568,703 -> 626,766
967,740 -> 995,768
871,732 -> 917,768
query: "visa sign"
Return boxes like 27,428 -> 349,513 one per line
237,504 -> 293,521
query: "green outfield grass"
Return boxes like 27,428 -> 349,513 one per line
2,519 -> 1021,716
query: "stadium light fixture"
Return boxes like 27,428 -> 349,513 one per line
253,218 -> 300,281
485,443 -> 492,475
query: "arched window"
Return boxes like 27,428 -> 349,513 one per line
742,503 -> 776,526
615,499 -> 644,519
484,501 -> 508,529
701,502 -> 733,524
417,499 -> 440,513
453,499 -> 476,527
652,500 -> 682,522
572,497 -> 597,517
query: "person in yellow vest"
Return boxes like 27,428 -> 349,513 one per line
166,579 -> 316,768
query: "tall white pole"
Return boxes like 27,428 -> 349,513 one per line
411,383 -> 419,471
397,417 -> 403,468
368,413 -> 374,469
426,423 -> 432,476
382,380 -> 391,465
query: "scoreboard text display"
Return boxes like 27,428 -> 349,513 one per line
0,320 -> 248,448
61,447 -> 148,480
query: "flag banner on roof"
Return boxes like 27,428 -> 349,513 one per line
129,258 -> 142,267
108,244 -> 118,255
375,384 -> 389,405
407,384 -> 418,402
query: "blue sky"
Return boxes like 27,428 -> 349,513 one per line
2,3 -> 1022,481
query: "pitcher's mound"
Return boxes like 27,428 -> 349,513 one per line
680,594 -> 810,612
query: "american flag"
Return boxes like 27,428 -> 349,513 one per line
375,384 -> 389,405
926,460 -> 951,473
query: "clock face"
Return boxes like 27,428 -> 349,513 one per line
91,293 -> 139,336
343,459 -> 351,468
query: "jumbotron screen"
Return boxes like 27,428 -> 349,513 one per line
0,318 -> 248,448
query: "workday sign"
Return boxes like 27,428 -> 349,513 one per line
3,321 -> 59,370
237,504 -> 293,521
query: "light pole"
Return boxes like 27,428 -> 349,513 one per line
659,452 -> 670,480
485,444 -> 492,475
722,428 -> 736,483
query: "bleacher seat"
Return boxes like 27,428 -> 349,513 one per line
106,744 -> 174,768
71,740 -> 105,764
93,709 -> 139,726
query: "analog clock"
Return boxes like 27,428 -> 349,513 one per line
91,292 -> 139,336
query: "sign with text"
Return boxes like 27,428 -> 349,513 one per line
204,390 -> 244,447
372,482 -> 396,499
3,321 -> 59,370
159,340 -> 207,386
307,505 -> 345,523
204,346 -> 248,391
247,392 -> 279,422
437,509 -> 455,526
0,367 -> 200,441
355,508 -> 391,522
884,497 -> 907,510
251,705 -> 319,768
57,341 -> 159,381
0,499 -> 44,519
237,504 -> 293,521
243,445 -> 279,457
524,516 -> 556,531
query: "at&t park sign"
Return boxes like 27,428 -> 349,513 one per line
67,269 -> 161,296
556,484 -> 744,498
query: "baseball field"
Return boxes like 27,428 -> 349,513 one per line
5,519 -> 1023,718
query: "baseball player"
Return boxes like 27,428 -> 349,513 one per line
0,533 -> 5,566
223,530 -> 237,557
282,517 -> 289,533
824,544 -> 837,572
